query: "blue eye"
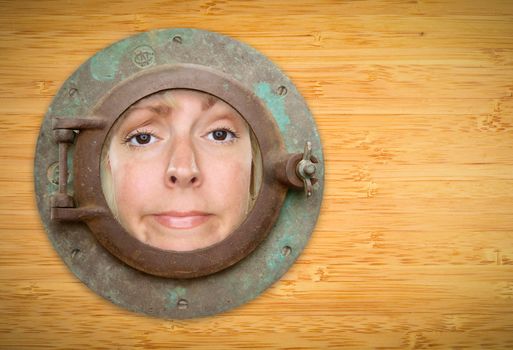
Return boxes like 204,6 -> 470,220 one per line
127,132 -> 158,146
207,128 -> 237,142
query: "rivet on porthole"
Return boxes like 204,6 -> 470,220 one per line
34,28 -> 324,319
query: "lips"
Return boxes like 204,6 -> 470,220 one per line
152,211 -> 212,230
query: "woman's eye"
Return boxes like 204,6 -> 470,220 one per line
207,129 -> 237,142
127,133 -> 158,146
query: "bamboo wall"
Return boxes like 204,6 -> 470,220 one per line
1,1 -> 512,348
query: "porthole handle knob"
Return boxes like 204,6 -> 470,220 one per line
296,141 -> 318,197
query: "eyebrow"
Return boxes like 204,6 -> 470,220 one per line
127,104 -> 171,116
122,94 -> 224,121
201,95 -> 219,111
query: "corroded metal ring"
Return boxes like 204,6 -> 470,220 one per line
56,64 -> 288,279
34,28 -> 324,318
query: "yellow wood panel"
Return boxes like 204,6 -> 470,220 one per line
1,0 -> 513,348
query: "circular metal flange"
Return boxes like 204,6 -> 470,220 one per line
34,29 -> 324,318
64,65 -> 289,279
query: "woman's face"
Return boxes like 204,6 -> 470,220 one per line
105,90 -> 253,251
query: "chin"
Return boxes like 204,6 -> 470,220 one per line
144,229 -> 226,252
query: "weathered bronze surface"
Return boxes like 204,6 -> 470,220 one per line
52,65 -> 293,279
34,29 -> 324,318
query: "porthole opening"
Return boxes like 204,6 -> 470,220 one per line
100,89 -> 262,252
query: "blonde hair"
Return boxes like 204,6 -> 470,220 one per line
100,89 -> 262,219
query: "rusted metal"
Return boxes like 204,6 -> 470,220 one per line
51,206 -> 108,221
63,65 -> 292,279
275,149 -> 319,193
34,28 -> 324,319
274,152 -> 304,189
52,128 -> 74,209
53,117 -> 107,130
51,118 -> 108,211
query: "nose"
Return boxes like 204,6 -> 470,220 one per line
166,137 -> 201,188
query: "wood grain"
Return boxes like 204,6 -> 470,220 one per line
1,0 -> 513,348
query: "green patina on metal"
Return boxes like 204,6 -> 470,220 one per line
264,193 -> 304,272
151,28 -> 194,47
167,286 -> 187,306
34,28 -> 323,319
66,146 -> 75,197
90,40 -> 131,81
254,82 -> 291,136
44,146 -> 74,198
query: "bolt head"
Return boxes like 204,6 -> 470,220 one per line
304,163 -> 316,176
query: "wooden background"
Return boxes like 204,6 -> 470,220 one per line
1,0 -> 512,348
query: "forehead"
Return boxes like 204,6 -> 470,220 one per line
112,89 -> 250,135
131,89 -> 225,113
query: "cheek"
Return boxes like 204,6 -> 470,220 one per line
109,154 -> 163,212
205,156 -> 252,209
206,141 -> 253,204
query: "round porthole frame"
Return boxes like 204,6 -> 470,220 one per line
35,28 -> 324,318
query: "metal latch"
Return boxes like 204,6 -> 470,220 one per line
296,141 -> 318,197
51,117 -> 107,220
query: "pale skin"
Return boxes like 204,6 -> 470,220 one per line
105,90 -> 252,251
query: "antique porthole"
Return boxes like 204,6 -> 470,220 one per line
34,29 -> 324,318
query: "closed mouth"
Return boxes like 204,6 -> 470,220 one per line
152,211 -> 212,230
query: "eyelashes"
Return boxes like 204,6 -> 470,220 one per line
122,128 -> 159,148
122,126 -> 240,148
205,127 -> 239,143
